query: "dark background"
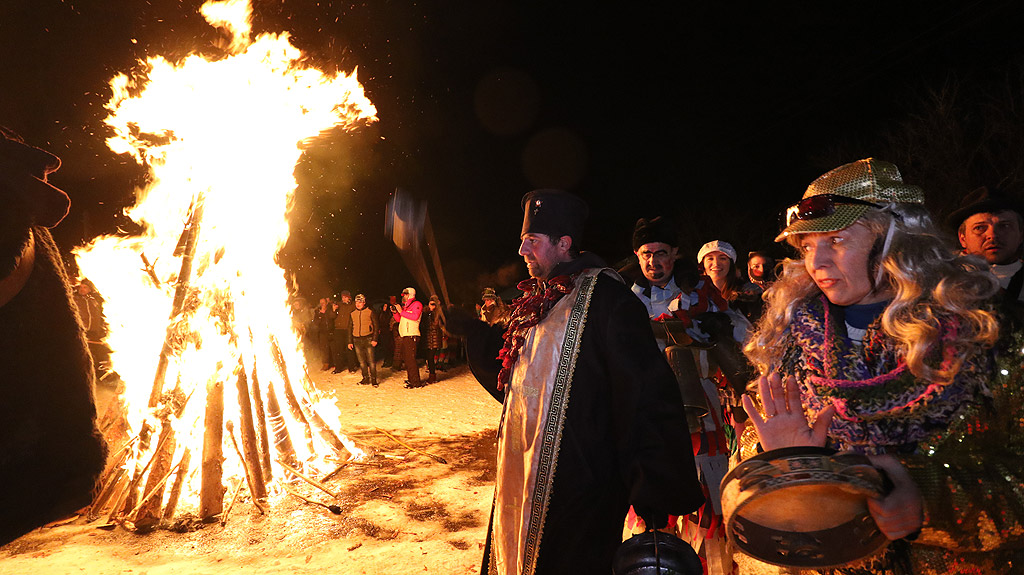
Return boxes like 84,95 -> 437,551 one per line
3,0 -> 1024,304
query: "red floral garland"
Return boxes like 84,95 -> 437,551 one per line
495,273 -> 577,391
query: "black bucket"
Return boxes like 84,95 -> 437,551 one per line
612,530 -> 703,575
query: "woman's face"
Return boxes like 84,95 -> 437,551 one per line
702,252 -> 732,283
798,223 -> 885,306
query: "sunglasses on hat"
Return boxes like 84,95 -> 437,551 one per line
782,194 -> 884,229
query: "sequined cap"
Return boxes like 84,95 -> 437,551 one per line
776,158 -> 924,241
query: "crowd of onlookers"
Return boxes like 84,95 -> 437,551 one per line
290,286 -> 511,389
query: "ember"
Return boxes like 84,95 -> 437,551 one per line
74,0 -> 377,530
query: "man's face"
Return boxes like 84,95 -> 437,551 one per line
402,291 -> 413,303
635,242 -> 678,287
748,256 -> 769,281
959,210 -> 1023,265
342,295 -> 352,304
355,300 -> 365,309
519,233 -> 570,279
482,297 -> 495,309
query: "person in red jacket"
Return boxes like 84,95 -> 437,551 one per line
391,286 -> 423,388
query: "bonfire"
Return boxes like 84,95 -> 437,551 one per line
73,0 -> 377,531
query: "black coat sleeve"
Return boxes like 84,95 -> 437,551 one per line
456,310 -> 506,403
599,276 -> 705,525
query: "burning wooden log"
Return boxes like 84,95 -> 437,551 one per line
264,382 -> 300,471
132,422 -> 177,531
150,197 -> 204,409
161,448 -> 191,522
233,362 -> 267,501
226,420 -> 267,514
200,376 -> 224,521
269,336 -> 350,459
268,337 -> 314,452
250,368 -> 273,481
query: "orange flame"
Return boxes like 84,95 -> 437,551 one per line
75,0 -> 375,521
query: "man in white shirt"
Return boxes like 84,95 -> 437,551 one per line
630,216 -> 686,318
949,186 -> 1024,302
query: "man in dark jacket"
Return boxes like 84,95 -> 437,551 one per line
456,189 -> 703,575
347,293 -> 379,386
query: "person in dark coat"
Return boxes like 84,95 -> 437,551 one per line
452,189 -> 703,575
313,297 -> 336,370
0,127 -> 107,545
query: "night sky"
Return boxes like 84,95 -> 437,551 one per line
3,0 -> 1024,304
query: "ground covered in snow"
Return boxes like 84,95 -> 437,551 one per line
0,365 -> 502,575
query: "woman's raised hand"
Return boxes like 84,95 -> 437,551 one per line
741,372 -> 835,451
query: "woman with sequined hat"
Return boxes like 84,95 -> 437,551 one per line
741,158 -> 1024,572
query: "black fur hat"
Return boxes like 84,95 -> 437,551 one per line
632,216 -> 678,251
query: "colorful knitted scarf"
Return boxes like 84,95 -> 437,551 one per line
784,295 -> 991,454
495,273 -> 577,391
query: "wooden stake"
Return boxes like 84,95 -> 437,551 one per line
250,367 -> 273,482
88,466 -> 126,521
268,337 -> 314,452
200,376 -> 224,521
276,459 -> 339,500
149,195 -> 204,408
161,448 -> 191,522
227,420 -> 267,514
220,478 -> 245,527
265,382 -> 300,470
132,421 -> 176,530
375,427 -> 447,464
234,362 -> 267,501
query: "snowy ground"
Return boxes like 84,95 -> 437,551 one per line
0,364 -> 502,575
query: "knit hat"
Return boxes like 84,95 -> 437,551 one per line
521,189 -> 588,244
946,186 -> 1024,230
776,158 -> 924,242
697,240 -> 737,264
354,294 -> 365,303
632,216 -> 678,251
481,287 -> 497,300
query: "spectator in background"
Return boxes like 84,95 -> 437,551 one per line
424,294 -> 447,383
746,250 -> 775,292
740,250 -> 776,323
392,287 -> 423,388
479,287 -> 509,328
376,300 -> 395,369
948,186 -> 1024,303
313,297 -> 336,371
332,290 -> 357,374
347,294 -> 379,386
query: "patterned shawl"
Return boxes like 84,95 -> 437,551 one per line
783,295 -> 991,454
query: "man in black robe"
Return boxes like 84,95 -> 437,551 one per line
455,189 -> 703,575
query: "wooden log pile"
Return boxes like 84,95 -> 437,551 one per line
88,197 -> 358,531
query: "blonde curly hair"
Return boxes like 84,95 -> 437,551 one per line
744,204 -> 1000,385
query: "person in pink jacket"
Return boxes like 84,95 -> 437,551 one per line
391,286 -> 424,388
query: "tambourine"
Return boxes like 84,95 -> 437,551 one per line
720,446 -> 890,569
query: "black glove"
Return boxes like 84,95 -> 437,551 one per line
444,304 -> 482,337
